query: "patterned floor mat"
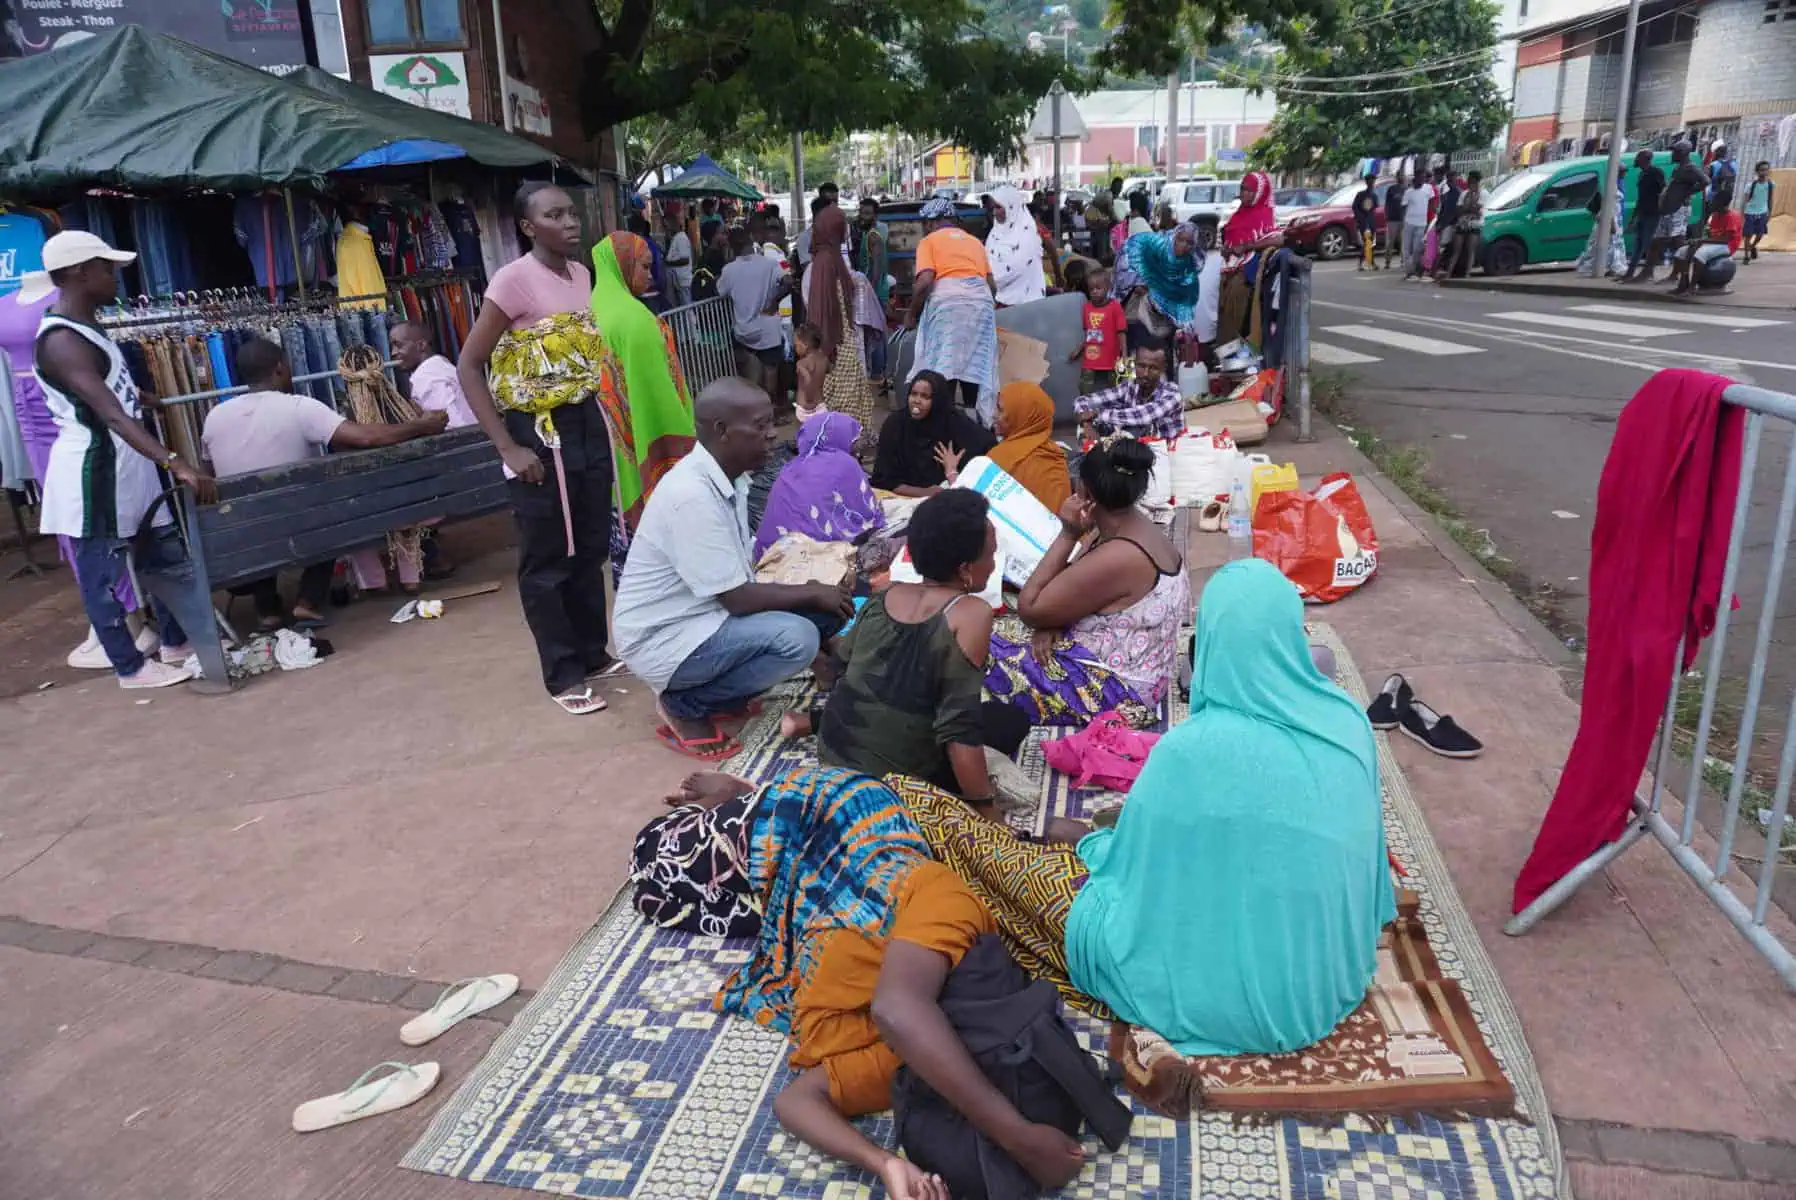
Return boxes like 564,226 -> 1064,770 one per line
402,623 -> 1562,1199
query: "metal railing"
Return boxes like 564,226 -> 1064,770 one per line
1506,382 -> 1796,990
153,363 -> 385,477
661,296 -> 737,395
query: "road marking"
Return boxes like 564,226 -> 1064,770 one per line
1569,303 -> 1787,329
1490,311 -> 1692,338
1321,325 -> 1485,356
1309,340 -> 1382,365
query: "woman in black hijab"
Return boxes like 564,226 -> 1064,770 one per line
871,369 -> 997,497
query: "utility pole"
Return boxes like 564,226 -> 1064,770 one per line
1166,70 -> 1179,181
1593,0 -> 1643,275
792,131 -> 804,233
1050,79 -> 1066,245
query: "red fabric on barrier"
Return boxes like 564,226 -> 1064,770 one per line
1513,369 -> 1744,913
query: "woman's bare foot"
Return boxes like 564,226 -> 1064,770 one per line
1042,817 -> 1091,846
779,710 -> 813,738
664,771 -> 757,808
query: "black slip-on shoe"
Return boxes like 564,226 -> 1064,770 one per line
1399,699 -> 1484,759
1366,673 -> 1412,730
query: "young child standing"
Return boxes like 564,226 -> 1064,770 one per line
1069,268 -> 1126,395
1743,162 -> 1775,264
793,322 -> 827,421
1353,175 -> 1380,270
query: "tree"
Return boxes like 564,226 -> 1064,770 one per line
1101,0 -> 1343,79
1246,0 -> 1509,175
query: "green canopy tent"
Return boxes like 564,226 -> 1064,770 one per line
0,25 -> 559,200
650,154 -> 763,202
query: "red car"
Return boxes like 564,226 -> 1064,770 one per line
1282,178 -> 1397,260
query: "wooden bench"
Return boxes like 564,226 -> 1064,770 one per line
137,428 -> 507,693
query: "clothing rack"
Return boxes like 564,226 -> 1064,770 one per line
99,290 -> 392,332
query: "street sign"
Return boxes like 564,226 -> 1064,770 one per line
1218,148 -> 1247,162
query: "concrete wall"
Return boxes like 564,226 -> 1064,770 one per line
1683,0 -> 1796,121
1558,54 -> 1592,124
1631,43 -> 1692,127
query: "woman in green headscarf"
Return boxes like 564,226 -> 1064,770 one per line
1066,558 -> 1393,1055
589,231 -> 697,542
898,558 -> 1393,1054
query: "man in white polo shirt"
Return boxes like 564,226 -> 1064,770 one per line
614,377 -> 852,759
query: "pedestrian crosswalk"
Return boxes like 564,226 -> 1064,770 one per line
1308,303 -> 1787,367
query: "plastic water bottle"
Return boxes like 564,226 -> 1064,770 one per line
1226,457 -> 1254,561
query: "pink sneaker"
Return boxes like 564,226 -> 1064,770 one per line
118,658 -> 193,690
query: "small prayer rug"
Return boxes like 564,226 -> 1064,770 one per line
403,626 -> 1562,1199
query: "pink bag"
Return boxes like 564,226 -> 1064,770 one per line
1422,227 -> 1440,273
1043,711 -> 1161,791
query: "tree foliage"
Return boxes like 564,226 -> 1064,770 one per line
577,0 -> 1083,161
1101,0 -> 1343,79
1247,0 -> 1509,175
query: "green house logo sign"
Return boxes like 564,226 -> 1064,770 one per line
382,55 -> 462,102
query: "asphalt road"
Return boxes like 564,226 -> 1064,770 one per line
1310,260 -> 1796,782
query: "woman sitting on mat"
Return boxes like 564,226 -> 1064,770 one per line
636,766 -> 1086,1197
902,561 -> 1392,1053
870,369 -> 996,499
780,489 -> 1027,808
752,411 -> 883,560
988,381 -> 1070,512
986,434 -> 1189,726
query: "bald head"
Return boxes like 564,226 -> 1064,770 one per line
695,376 -> 776,479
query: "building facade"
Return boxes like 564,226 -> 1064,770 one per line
1507,0 -> 1796,166
1023,85 -> 1276,187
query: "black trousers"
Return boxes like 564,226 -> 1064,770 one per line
505,400 -> 615,695
1626,210 -> 1660,275
233,561 -> 334,621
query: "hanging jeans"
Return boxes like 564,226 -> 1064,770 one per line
70,527 -> 189,676
504,398 -> 616,695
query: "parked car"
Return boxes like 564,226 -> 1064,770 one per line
1165,178 -> 1241,246
1281,179 -> 1396,260
1477,151 -> 1696,275
1273,187 -> 1332,224
1119,175 -> 1167,206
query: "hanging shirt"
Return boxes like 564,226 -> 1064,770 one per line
233,194 -> 328,290
0,211 -> 53,298
336,223 -> 388,310
440,201 -> 484,275
34,313 -> 170,540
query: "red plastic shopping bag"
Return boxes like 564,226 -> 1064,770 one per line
1251,472 -> 1379,603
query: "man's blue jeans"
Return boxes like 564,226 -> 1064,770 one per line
70,526 -> 189,676
660,612 -> 823,721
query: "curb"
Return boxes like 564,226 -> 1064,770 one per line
1438,275 -> 1767,309
1296,413 -> 1580,673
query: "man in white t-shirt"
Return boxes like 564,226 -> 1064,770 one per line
1400,177 -> 1433,280
201,338 -> 446,629
666,219 -> 695,308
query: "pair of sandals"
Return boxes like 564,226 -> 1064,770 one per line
654,699 -> 764,761
291,974 -> 519,1133
1197,499 -> 1230,533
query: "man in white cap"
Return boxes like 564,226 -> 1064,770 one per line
21,231 -> 217,689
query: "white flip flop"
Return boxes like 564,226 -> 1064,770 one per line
291,1061 -> 440,1133
399,974 -> 520,1047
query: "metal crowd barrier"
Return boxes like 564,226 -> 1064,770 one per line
661,296 -> 736,395
1506,382 -> 1796,990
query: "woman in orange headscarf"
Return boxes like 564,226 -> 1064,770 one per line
989,381 -> 1070,511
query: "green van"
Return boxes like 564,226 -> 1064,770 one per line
1477,151 -> 1703,275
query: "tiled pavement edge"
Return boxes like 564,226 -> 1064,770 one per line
0,913 -> 532,1024
6,910 -> 1795,1188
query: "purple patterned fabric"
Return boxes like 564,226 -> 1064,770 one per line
985,618 -> 1145,726
752,412 -> 883,559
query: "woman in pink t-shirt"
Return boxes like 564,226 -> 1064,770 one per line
457,182 -> 620,716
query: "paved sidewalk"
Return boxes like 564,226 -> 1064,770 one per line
0,421 -> 1792,1197
1441,252 -> 1796,309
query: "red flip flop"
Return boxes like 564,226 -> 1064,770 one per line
654,723 -> 741,762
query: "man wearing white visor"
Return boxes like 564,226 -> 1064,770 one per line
20,231 -> 217,689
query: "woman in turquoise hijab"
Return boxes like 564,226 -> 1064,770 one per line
899,558 -> 1394,1054
1065,558 -> 1393,1055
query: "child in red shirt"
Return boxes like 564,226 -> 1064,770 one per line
1069,268 -> 1126,394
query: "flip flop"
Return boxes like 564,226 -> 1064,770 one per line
553,686 -> 608,715
586,659 -> 631,681
654,723 -> 741,762
399,974 -> 520,1046
291,1061 -> 440,1133
289,616 -> 331,632
1198,499 -> 1226,533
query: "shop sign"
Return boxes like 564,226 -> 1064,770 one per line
1,0 -> 307,71
370,50 -> 472,119
504,76 -> 552,138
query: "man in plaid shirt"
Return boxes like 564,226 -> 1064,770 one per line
1073,344 -> 1184,441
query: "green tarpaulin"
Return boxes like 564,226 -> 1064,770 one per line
287,66 -> 561,172
0,25 -> 556,200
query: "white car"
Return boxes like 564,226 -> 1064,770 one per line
1164,179 -> 1241,246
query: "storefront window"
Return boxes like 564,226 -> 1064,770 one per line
308,0 -> 351,75
365,0 -> 466,50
